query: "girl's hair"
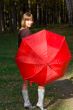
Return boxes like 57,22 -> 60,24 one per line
21,12 -> 33,28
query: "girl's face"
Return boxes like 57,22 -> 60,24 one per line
25,19 -> 33,28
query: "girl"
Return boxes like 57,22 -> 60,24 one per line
18,12 -> 46,110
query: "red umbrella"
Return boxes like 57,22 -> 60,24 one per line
15,30 -> 71,86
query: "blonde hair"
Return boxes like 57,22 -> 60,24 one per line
21,12 -> 33,28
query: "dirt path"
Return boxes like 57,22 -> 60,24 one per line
44,76 -> 73,110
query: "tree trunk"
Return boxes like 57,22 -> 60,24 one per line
0,0 -> 5,32
12,1 -> 17,31
36,3 -> 39,23
0,0 -> 2,32
28,0 -> 31,12
65,0 -> 73,25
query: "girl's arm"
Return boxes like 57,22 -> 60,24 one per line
20,29 -> 31,38
18,29 -> 31,48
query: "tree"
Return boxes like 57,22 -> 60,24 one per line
0,0 -> 3,32
0,0 -> 5,32
65,0 -> 73,25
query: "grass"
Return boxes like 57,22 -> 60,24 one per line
0,25 -> 73,110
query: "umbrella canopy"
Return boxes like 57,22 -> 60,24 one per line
15,30 -> 71,86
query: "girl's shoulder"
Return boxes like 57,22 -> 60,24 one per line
18,28 -> 31,38
19,28 -> 30,33
18,28 -> 27,35
19,28 -> 26,33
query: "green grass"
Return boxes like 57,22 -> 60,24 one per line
0,25 -> 73,110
